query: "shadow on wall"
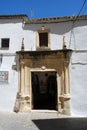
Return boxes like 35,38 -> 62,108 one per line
32,118 -> 87,130
23,20 -> 87,35
12,56 -> 19,72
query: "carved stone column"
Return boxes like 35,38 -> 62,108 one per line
14,60 -> 30,112
20,61 -> 25,95
63,59 -> 71,115
57,73 -> 63,113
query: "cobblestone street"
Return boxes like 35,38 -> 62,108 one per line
0,111 -> 87,130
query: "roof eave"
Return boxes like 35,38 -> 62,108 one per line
25,14 -> 87,24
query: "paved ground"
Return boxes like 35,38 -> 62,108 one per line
0,111 -> 87,130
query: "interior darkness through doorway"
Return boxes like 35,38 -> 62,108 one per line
32,71 -> 57,110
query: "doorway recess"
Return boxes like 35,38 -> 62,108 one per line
31,71 -> 57,110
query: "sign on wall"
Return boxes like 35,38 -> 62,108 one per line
0,71 -> 8,83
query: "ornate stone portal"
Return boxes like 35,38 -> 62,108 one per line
14,49 -> 72,115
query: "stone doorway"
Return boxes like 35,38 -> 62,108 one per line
31,71 -> 57,110
15,49 -> 72,114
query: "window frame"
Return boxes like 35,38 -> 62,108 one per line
36,29 -> 50,50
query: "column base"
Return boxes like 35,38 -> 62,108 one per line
14,92 -> 31,112
58,94 -> 71,115
63,94 -> 71,115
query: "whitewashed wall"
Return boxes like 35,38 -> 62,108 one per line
0,56 -> 18,111
0,19 -> 23,111
71,52 -> 87,116
0,17 -> 87,115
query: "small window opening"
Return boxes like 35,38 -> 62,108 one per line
39,33 -> 48,47
1,38 -> 9,49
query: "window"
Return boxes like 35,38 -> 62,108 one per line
36,29 -> 50,50
39,33 -> 48,47
1,38 -> 9,49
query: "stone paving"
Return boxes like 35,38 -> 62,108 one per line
0,111 -> 87,130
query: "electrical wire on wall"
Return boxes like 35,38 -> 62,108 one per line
69,24 -> 76,50
69,0 -> 87,49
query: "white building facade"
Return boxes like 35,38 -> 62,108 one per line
0,14 -> 87,116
